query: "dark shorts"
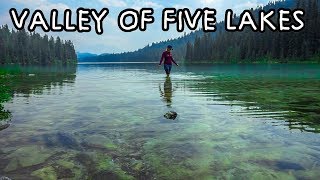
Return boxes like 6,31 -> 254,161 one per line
164,64 -> 172,74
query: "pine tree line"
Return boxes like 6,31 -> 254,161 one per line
186,0 -> 320,63
0,25 -> 77,65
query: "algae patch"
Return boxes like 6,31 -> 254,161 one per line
31,166 -> 57,180
83,134 -> 118,150
4,145 -> 52,172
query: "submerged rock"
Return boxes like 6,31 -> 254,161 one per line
92,171 -> 119,180
82,134 -> 117,150
75,153 -> 95,171
54,165 -> 75,179
164,111 -> 178,120
275,161 -> 305,170
31,166 -> 57,180
43,132 -> 81,150
0,176 -> 12,180
0,123 -> 10,131
57,132 -> 80,149
253,159 -> 305,171
4,146 -> 52,172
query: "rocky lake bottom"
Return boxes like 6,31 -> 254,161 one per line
0,64 -> 320,179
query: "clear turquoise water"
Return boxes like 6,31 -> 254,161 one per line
0,64 -> 320,179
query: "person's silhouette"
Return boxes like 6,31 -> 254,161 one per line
159,76 -> 173,107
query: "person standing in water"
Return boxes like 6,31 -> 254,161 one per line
159,45 -> 178,76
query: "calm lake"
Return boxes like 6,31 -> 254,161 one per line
1,63 -> 320,179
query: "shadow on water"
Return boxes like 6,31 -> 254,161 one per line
0,65 -> 76,131
159,76 -> 173,107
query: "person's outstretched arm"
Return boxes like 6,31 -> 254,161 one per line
172,59 -> 178,66
159,52 -> 165,65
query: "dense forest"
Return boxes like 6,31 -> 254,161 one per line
185,0 -> 320,63
82,0 -> 319,63
0,25 -> 77,65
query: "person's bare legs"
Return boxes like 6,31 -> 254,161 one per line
164,64 -> 172,76
165,69 -> 170,76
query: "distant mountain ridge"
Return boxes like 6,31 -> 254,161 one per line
81,0 -> 299,63
77,52 -> 97,61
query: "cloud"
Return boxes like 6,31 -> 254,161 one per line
131,0 -> 163,9
12,0 -> 69,11
65,31 -> 132,54
172,4 -> 192,10
200,0 -> 224,6
0,12 -> 11,25
199,0 -> 263,9
39,3 -> 69,11
105,17 -> 118,27
233,1 -> 264,13
140,1 -> 163,9
197,0 -> 267,20
12,0 -> 43,4
98,0 -> 127,7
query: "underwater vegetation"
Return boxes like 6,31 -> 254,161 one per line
0,69 -> 15,126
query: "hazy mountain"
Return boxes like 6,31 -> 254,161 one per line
77,52 -> 98,61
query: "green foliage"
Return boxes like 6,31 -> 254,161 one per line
0,25 -> 77,65
0,70 -> 12,121
0,82 -> 11,103
185,0 -> 320,63
31,166 -> 57,180
0,105 -> 10,121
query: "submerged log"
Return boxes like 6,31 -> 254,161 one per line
0,123 -> 10,131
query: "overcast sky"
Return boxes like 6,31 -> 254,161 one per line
0,0 -> 274,54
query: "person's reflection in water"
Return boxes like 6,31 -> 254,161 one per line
159,76 -> 174,107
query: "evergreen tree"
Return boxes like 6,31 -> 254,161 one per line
185,41 -> 194,61
185,0 -> 320,63
0,26 -> 77,65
